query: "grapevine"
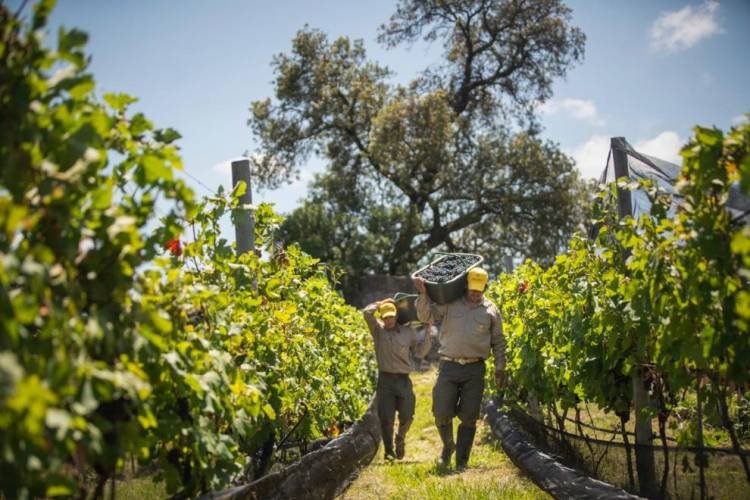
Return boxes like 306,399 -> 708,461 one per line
487,119 -> 750,489
0,3 -> 375,497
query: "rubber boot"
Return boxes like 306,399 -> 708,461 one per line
455,424 -> 476,470
381,421 -> 396,460
437,423 -> 455,466
395,418 -> 412,459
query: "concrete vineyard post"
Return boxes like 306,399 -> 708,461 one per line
231,159 -> 255,257
612,137 -> 657,499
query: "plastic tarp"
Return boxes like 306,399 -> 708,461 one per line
202,396 -> 380,500
485,398 -> 644,500
600,138 -> 750,224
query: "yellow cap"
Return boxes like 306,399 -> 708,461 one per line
378,302 -> 397,319
467,267 -> 488,292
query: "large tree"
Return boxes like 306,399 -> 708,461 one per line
249,0 -> 589,277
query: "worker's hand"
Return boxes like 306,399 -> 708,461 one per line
495,369 -> 506,390
413,277 -> 427,295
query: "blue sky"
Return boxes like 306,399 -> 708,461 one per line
37,0 -> 750,215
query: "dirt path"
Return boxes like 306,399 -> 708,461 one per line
341,369 -> 549,499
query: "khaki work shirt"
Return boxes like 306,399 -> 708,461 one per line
363,303 -> 432,374
415,294 -> 506,372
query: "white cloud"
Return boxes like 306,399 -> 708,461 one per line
539,98 -> 605,126
634,131 -> 683,164
732,114 -> 749,125
569,134 -> 611,180
570,131 -> 684,180
650,1 -> 721,53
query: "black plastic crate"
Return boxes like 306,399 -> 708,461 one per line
393,292 -> 419,324
411,252 -> 484,305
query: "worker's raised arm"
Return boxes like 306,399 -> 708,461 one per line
413,277 -> 446,323
362,301 -> 381,338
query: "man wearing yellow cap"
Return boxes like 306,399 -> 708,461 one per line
363,298 -> 432,460
413,267 -> 506,469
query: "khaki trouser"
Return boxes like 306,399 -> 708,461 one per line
376,372 -> 415,455
433,360 -> 485,466
432,360 -> 485,427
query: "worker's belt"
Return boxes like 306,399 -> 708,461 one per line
440,356 -> 483,365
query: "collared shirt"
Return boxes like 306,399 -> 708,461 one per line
363,303 -> 432,374
415,293 -> 506,371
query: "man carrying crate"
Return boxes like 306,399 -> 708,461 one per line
363,298 -> 432,460
413,267 -> 506,469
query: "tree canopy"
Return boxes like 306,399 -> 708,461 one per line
249,0 -> 590,279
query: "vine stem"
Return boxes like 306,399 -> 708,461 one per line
696,383 -> 707,500
716,382 -> 750,484
620,412 -> 636,492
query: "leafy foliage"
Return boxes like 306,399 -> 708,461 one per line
134,197 -> 375,495
378,0 -> 586,121
252,0 -> 591,277
488,120 -> 750,448
0,2 -> 374,497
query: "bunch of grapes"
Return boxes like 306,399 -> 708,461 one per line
414,254 -> 481,283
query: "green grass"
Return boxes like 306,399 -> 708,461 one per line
550,393 -> 748,449
111,373 -> 750,499
528,400 -> 750,498
115,368 -> 549,499
341,369 -> 548,500
114,477 -> 165,500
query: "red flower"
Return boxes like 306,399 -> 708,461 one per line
164,238 -> 182,257
517,281 -> 528,294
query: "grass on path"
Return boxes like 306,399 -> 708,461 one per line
341,368 -> 549,500
115,477 -> 165,500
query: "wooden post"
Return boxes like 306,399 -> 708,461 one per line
611,138 -> 632,220
612,137 -> 658,498
527,393 -> 544,424
696,386 -> 707,500
231,159 -> 255,257
632,370 -> 658,498
503,254 -> 513,274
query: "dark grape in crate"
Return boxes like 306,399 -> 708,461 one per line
411,253 -> 484,305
